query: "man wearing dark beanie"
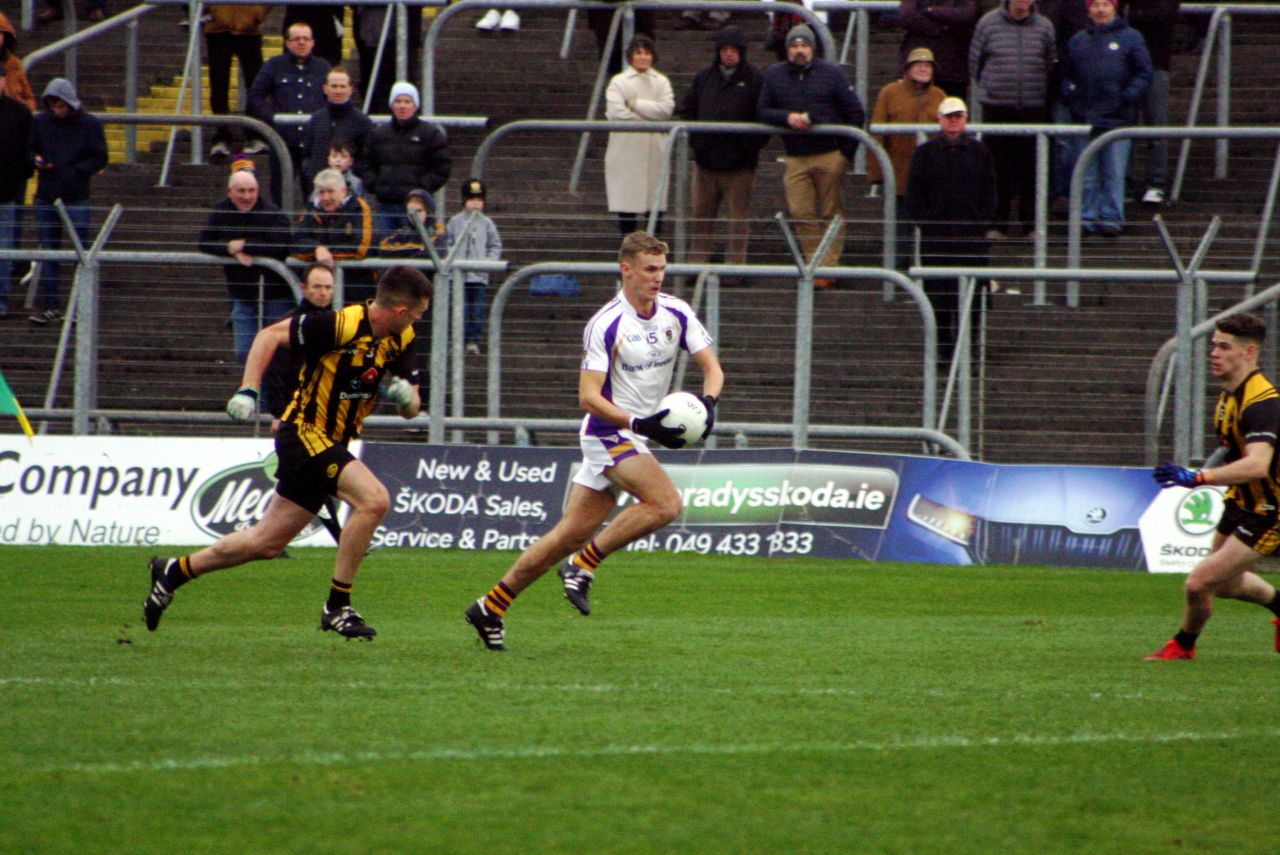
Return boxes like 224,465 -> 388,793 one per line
757,24 -> 866,288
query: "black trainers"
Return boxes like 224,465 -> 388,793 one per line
144,557 -> 177,631
319,605 -> 377,640
559,563 -> 593,616
465,599 -> 506,651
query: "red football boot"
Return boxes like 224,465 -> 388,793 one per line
1144,639 -> 1196,661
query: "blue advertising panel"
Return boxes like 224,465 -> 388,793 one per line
360,443 -> 1167,569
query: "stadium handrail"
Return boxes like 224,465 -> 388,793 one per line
422,0 -> 837,114
484,260 -> 942,450
1068,125 -> 1280,305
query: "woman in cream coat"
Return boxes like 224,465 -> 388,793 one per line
604,36 -> 675,234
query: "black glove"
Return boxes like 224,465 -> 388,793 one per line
699,394 -> 718,440
630,409 -> 686,450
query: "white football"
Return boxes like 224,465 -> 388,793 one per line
657,391 -> 709,446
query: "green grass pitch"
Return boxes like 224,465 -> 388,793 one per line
4,546 -> 1279,854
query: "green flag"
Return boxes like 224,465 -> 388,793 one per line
0,370 -> 35,440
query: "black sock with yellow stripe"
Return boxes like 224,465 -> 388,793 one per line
162,556 -> 196,591
483,581 -> 516,616
572,540 -> 606,575
326,578 -> 352,611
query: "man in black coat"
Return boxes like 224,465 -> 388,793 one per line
0,65 -> 33,319
359,81 -> 451,239
1125,0 -> 1181,205
905,97 -> 997,358
197,169 -> 295,363
246,21 -> 331,208
300,66 -> 374,193
27,77 -> 107,325
676,26 -> 766,268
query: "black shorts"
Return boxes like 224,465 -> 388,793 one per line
1217,501 -> 1280,555
273,425 -> 355,514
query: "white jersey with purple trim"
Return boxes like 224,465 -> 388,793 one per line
579,292 -> 713,437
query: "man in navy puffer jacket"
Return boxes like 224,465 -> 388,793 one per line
1059,0 -> 1151,235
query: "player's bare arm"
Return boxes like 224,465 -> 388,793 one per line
579,369 -> 634,428
1199,441 -> 1275,486
692,347 -> 725,402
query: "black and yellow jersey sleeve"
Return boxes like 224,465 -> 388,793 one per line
1215,369 -> 1280,515
281,303 -> 417,453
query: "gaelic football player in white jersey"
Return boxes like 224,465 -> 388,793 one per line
466,231 -> 725,651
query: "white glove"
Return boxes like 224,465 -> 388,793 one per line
384,375 -> 416,408
226,387 -> 258,422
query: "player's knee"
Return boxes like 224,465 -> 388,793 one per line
354,486 -> 391,519
1184,574 -> 1215,599
654,492 -> 683,525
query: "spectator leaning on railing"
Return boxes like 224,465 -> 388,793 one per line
197,168 -> 296,363
295,168 -> 376,305
27,78 -> 108,327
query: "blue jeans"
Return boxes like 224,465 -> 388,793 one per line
34,201 -> 90,311
464,279 -> 487,343
230,295 -> 294,363
1081,138 -> 1132,230
0,202 -> 21,313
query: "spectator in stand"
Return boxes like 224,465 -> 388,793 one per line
309,140 -> 365,207
676,26 -> 766,273
898,0 -> 979,102
447,179 -> 503,356
1060,0 -> 1151,236
247,21 -> 331,209
354,5 -> 424,112
587,0 -> 655,79
27,78 -> 108,326
360,82 -> 451,242
281,5 -> 342,67
0,65 -> 34,320
474,8 -> 521,32
1124,0 -> 1180,207
36,0 -> 106,25
0,12 -> 36,110
300,66 -> 374,193
204,4 -> 269,160
198,168 -> 295,363
868,47 -> 946,270
1038,0 -> 1091,208
969,0 -> 1056,238
295,168 -> 376,305
604,36 -> 675,236
757,24 -> 866,288
905,97 -> 997,357
378,189 -> 442,259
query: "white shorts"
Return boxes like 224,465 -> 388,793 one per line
572,429 -> 652,491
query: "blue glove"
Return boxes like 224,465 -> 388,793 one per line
1153,462 -> 1204,489
226,387 -> 258,422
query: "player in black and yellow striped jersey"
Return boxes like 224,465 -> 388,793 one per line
142,266 -> 431,641
1148,312 -> 1280,660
